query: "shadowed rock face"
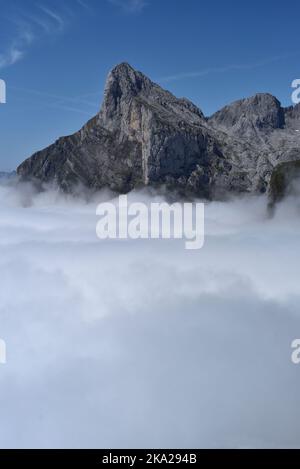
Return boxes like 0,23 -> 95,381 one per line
17,63 -> 300,199
269,160 -> 300,206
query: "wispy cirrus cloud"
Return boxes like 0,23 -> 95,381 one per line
0,1 -> 89,70
107,0 -> 147,13
0,27 -> 33,69
38,6 -> 65,33
76,0 -> 92,11
0,47 -> 23,69
159,54 -> 300,83
11,84 -> 101,116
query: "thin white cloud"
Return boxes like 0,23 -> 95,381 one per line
39,6 -> 65,32
76,0 -> 92,11
24,13 -> 52,34
0,27 -> 34,70
159,54 -> 300,83
0,1 -> 90,71
0,47 -> 23,69
11,85 -> 100,115
11,86 -> 99,107
108,0 -> 147,13
46,102 -> 94,115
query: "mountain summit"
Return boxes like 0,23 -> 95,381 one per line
17,63 -> 300,198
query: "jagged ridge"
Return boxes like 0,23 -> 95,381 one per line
17,63 -> 300,199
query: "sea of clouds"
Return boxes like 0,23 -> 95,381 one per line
0,179 -> 300,449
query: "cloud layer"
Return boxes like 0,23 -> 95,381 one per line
0,181 -> 300,448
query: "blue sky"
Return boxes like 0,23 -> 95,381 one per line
0,0 -> 299,170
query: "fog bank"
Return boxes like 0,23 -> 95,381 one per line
0,181 -> 300,448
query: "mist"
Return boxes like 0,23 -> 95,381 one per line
0,180 -> 300,449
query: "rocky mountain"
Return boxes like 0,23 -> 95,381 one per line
17,63 -> 300,199
269,160 -> 300,206
208,94 -> 285,141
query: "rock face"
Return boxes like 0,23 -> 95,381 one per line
17,63 -> 300,199
269,160 -> 300,206
209,94 -> 285,141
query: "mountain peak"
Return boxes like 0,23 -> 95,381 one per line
101,62 -> 154,127
246,93 -> 282,109
101,62 -> 205,130
249,92 -> 279,101
110,62 -> 136,74
209,92 -> 285,138
104,62 -> 152,98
